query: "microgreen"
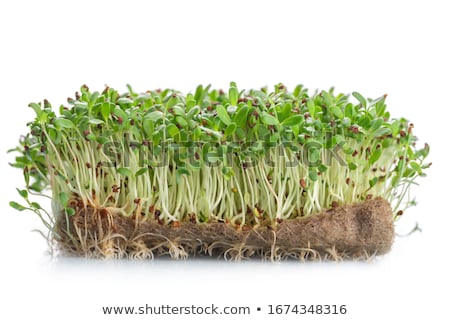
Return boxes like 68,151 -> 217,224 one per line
9,83 -> 430,228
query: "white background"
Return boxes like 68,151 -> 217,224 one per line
1,0 -> 448,319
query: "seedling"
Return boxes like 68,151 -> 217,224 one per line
9,83 -> 430,260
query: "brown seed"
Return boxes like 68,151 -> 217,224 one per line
300,178 -> 307,188
171,221 -> 180,228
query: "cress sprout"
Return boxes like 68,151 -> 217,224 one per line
9,83 -> 430,231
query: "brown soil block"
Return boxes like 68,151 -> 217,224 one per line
56,197 -> 394,261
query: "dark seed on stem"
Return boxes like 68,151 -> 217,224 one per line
300,178 -> 307,188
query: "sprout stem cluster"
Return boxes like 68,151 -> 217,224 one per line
9,83 -> 430,227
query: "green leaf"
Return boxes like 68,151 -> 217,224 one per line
176,167 -> 191,184
307,100 -> 316,118
142,118 -> 154,137
145,111 -> 164,122
348,162 -> 357,170
194,85 -> 204,105
308,169 -> 318,182
96,136 -> 109,145
373,127 -> 392,137
397,159 -> 405,174
410,161 -> 422,174
54,118 -> 75,129
114,107 -> 129,123
23,168 -> 30,186
224,122 -> 237,136
175,116 -> 188,128
28,103 -> 42,117
135,168 -> 148,177
167,123 -> 180,139
369,149 -> 382,165
216,105 -> 232,126
235,106 -> 250,127
345,103 -> 354,119
229,86 -> 238,106
187,106 -> 200,119
31,202 -> 42,209
86,133 -> 96,141
322,90 -> 333,106
89,119 -> 104,125
166,96 -> 179,109
293,84 -> 303,97
282,115 -> 303,127
352,92 -> 367,107
89,91 -> 99,106
65,207 -> 76,216
171,105 -> 185,117
369,177 -> 378,188
391,173 -> 400,187
261,112 -> 279,126
17,188 -> 28,199
59,192 -> 69,208
370,118 -> 384,131
390,120 -> 401,136
9,201 -> 27,211
422,143 -> 430,158
117,167 -> 133,177
329,106 -> 343,119
309,148 -> 320,164
101,102 -> 111,121
117,97 -> 134,105
279,102 -> 293,121
177,167 -> 191,176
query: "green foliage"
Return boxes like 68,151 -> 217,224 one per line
9,83 -> 430,227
